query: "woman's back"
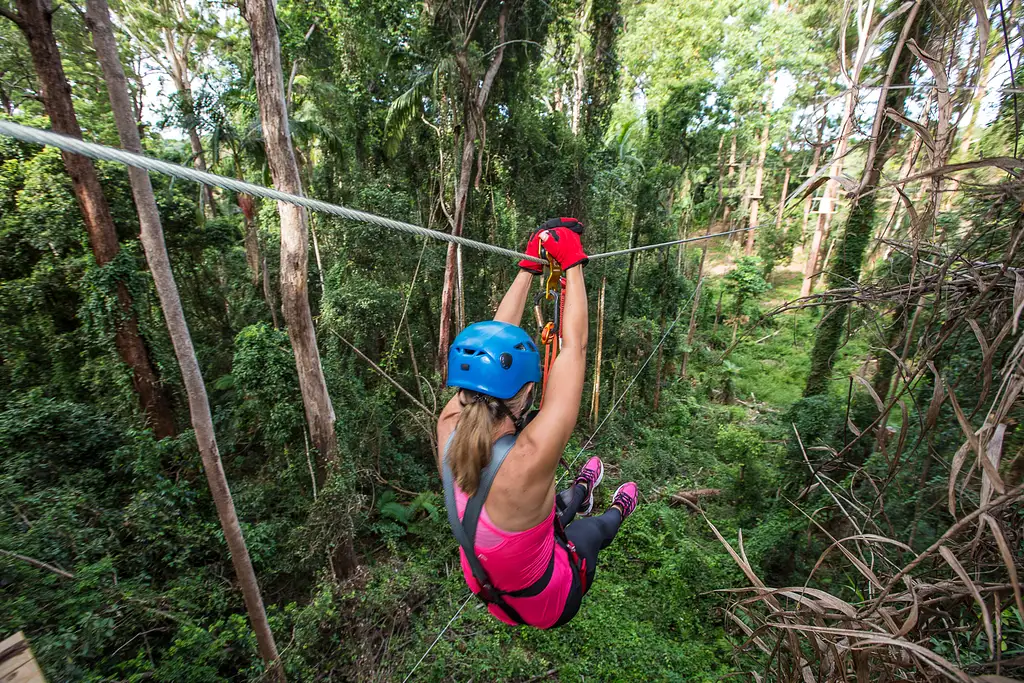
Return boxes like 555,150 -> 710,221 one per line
437,408 -> 556,531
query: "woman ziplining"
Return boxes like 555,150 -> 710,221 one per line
436,217 -> 639,629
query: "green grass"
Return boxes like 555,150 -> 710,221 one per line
730,270 -> 875,409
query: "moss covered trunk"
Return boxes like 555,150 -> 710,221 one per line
804,31 -> 917,398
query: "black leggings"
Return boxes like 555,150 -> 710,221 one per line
555,483 -> 623,590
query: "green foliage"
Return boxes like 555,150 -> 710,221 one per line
724,256 -> 771,315
227,322 -> 304,448
5,0 -> 1021,678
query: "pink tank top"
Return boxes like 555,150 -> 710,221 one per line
454,484 -> 573,628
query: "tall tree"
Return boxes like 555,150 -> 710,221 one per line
799,0 -> 899,297
119,0 -> 217,214
243,0 -> 357,575
804,3 -> 921,397
745,114 -> 771,254
1,0 -> 176,438
83,1 -> 283,676
435,1 -> 511,379
242,0 -> 341,475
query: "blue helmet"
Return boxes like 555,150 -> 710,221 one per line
447,321 -> 541,399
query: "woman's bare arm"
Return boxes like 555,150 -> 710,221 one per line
518,266 -> 587,470
494,270 -> 535,325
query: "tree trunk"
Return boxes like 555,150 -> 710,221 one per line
244,0 -> 355,575
9,0 -> 175,439
815,233 -> 836,289
436,5 -> 509,379
735,159 -> 748,237
804,25 -> 917,398
569,0 -> 588,136
775,166 -> 791,242
680,237 -> 708,379
721,134 -> 737,230
244,0 -> 340,466
162,29 -> 217,217
238,192 -> 261,286
794,119 -> 824,263
262,253 -> 280,328
745,117 -> 770,255
437,128 -> 476,375
84,2 -> 282,676
590,276 -> 606,428
802,92 -> 856,297
583,0 -> 620,138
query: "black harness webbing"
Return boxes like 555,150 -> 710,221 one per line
442,431 -> 575,625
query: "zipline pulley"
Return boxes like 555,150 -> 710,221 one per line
534,247 -> 566,409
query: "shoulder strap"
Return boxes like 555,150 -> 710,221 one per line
442,431 -> 518,586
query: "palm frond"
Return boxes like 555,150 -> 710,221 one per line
383,58 -> 452,158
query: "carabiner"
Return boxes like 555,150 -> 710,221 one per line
540,247 -> 562,302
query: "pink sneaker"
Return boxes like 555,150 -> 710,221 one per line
574,456 -> 604,515
612,482 -> 639,520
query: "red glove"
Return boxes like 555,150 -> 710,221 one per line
519,229 -> 544,275
519,218 -> 584,274
539,227 -> 588,270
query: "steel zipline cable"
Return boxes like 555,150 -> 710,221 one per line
0,120 -> 544,264
0,120 -> 751,264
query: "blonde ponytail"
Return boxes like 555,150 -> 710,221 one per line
449,384 -> 534,496
450,395 -> 495,496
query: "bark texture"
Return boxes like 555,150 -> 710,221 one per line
244,0 -> 355,575
10,0 -> 175,438
85,2 -> 282,676
243,0 -> 338,465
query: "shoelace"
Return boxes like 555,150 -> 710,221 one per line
576,462 -> 600,486
615,491 -> 637,516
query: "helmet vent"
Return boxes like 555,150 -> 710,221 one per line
514,343 -> 526,350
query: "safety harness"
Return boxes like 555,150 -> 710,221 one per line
442,432 -> 588,626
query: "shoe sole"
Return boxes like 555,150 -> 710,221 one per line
580,459 -> 604,516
